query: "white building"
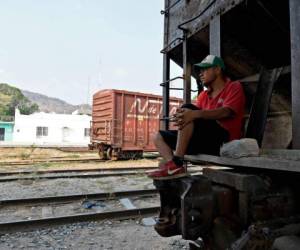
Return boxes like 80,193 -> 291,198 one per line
13,109 -> 91,146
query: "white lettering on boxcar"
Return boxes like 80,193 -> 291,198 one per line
128,98 -> 181,119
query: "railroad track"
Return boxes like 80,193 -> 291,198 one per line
0,157 -> 102,166
0,170 -> 152,182
0,168 -> 202,182
0,189 -> 159,233
0,153 -> 159,166
0,166 -> 158,176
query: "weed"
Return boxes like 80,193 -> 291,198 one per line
38,162 -> 53,168
20,153 -> 30,159
69,154 -> 80,158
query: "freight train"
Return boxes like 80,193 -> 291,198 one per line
154,0 -> 300,249
89,89 -> 182,160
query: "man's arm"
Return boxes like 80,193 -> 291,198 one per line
192,107 -> 233,120
175,107 -> 233,129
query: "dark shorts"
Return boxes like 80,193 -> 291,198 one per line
160,104 -> 229,156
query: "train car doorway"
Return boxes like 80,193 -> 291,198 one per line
0,128 -> 4,141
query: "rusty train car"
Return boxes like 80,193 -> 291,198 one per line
154,0 -> 300,249
89,89 -> 182,160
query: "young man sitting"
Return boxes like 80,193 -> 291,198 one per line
148,55 -> 245,180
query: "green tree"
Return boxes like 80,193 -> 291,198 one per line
0,83 -> 39,116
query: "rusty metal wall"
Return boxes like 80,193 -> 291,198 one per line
91,89 -> 182,152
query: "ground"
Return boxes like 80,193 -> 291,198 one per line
0,220 -> 189,250
0,147 -> 193,250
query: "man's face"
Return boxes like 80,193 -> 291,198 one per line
199,67 -> 218,87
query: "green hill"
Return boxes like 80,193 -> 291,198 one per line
0,83 -> 39,117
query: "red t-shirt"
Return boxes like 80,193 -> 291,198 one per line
196,79 -> 245,141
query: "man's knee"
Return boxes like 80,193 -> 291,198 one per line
154,131 -> 164,145
177,122 -> 194,141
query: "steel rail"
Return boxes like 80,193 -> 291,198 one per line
0,158 -> 102,166
0,169 -> 202,182
0,189 -> 158,206
0,206 -> 160,233
0,171 -> 150,182
0,146 -> 89,151
0,166 -> 158,176
0,153 -> 159,166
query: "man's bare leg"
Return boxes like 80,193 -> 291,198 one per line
174,122 -> 194,157
154,133 -> 173,161
148,121 -> 194,179
154,121 -> 194,161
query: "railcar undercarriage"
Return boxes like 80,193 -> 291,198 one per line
154,169 -> 300,249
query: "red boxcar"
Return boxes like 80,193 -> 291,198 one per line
90,89 -> 183,159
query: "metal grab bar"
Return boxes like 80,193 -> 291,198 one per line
169,87 -> 198,92
160,76 -> 199,92
160,76 -> 184,86
170,87 -> 184,91
161,0 -> 184,15
160,37 -> 184,54
178,0 -> 217,31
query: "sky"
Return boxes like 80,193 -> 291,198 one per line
0,0 -> 184,105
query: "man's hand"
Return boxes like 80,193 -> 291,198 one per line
173,108 -> 196,130
171,106 -> 233,130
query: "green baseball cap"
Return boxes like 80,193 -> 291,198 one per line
194,55 -> 225,70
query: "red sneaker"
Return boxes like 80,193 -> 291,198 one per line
147,160 -> 187,180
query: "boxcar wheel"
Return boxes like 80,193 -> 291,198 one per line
106,147 -> 119,161
98,145 -> 107,160
106,147 -> 112,160
133,151 -> 143,160
111,148 -> 120,161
